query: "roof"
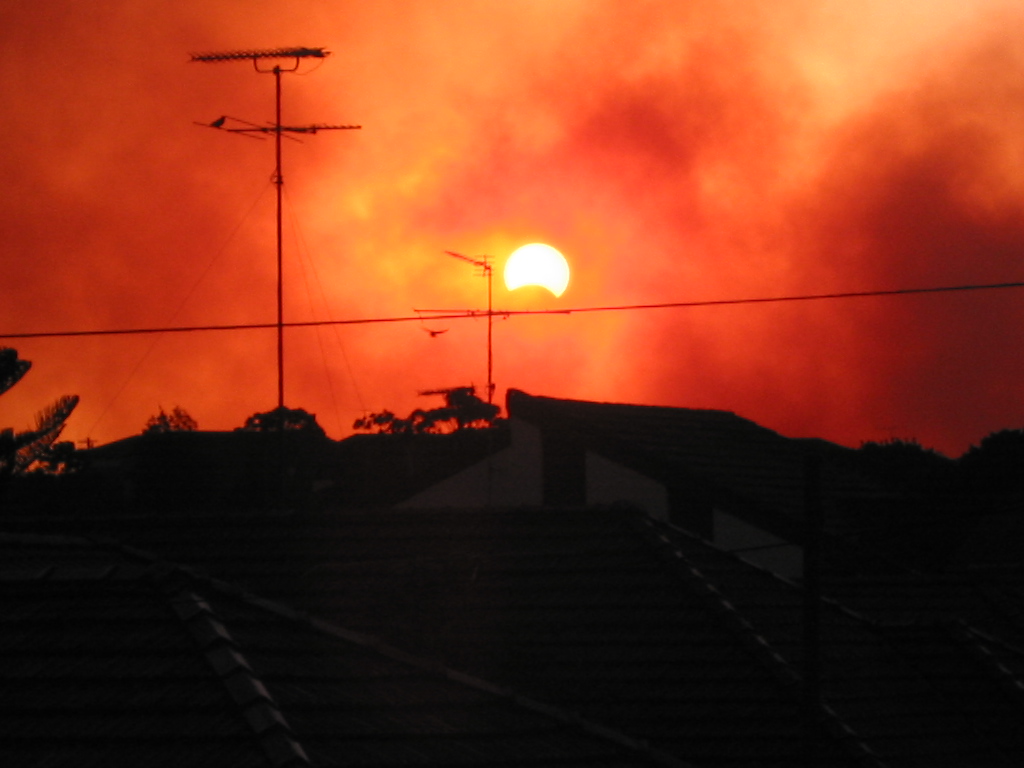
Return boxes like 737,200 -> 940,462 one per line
322,426 -> 512,508
2,509 -> 846,767
41,427 -> 512,514
948,512 -> 1024,568
647,518 -> 1024,766
823,567 -> 1024,648
0,530 -> 688,767
505,389 -> 894,544
11,504 -> 1024,767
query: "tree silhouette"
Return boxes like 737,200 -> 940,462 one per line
959,428 -> 1024,501
854,437 -> 956,495
354,386 -> 501,435
238,406 -> 326,437
1,348 -> 79,478
1,347 -> 30,394
143,406 -> 198,434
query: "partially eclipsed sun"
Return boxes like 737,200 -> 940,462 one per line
504,243 -> 570,297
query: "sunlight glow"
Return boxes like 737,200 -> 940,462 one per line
504,243 -> 570,297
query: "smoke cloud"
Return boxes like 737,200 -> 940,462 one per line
2,1 -> 1022,456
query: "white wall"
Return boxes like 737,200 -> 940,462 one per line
586,451 -> 670,521
400,417 -> 675,517
398,418 -> 544,507
713,509 -> 803,579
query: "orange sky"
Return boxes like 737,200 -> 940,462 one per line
2,0 -> 1024,457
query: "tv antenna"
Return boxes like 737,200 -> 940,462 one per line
440,251 -> 495,404
191,47 -> 361,411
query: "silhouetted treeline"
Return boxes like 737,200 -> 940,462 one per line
838,432 -> 1024,571
959,429 -> 1024,504
852,431 -> 1024,510
354,386 -> 501,434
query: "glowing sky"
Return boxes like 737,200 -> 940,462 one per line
2,0 -> 1024,457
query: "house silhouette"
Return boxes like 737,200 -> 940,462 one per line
3,388 -> 1024,766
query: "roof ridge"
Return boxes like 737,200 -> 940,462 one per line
954,621 -> 1024,657
638,519 -> 802,684
220,591 -> 695,768
507,388 -> 740,413
879,619 -> 1023,765
635,517 -> 888,768
299,612 -> 694,767
649,516 -> 886,629
829,570 -> 1024,637
85,531 -> 696,768
949,622 -> 1024,703
969,579 -> 1024,638
162,586 -> 311,768
0,531 -> 311,765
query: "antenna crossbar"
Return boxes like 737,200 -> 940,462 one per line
193,45 -> 358,412
190,47 -> 329,62
444,250 -> 491,270
224,123 -> 362,135
443,251 -> 495,404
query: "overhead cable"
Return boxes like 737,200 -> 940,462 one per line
3,280 -> 1023,341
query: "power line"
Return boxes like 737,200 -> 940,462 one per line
3,280 -> 1023,341
84,183 -> 275,438
523,280 -> 1024,314
284,184 -> 366,428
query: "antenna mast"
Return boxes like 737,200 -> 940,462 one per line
443,251 -> 495,404
191,47 -> 361,411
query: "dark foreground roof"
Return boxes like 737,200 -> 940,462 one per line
8,504 -> 1024,767
649,519 -> 1024,766
0,530 -> 686,767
